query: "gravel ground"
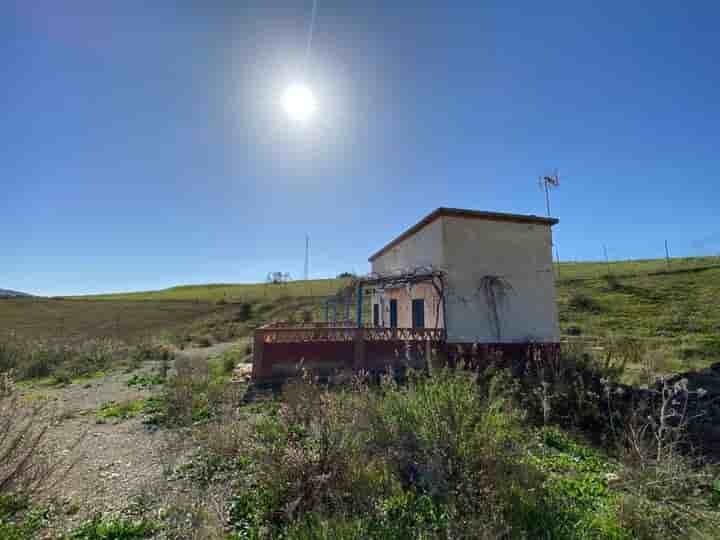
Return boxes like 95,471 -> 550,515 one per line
15,342 -> 244,537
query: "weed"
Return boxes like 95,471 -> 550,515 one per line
66,515 -> 157,539
126,373 -> 164,388
96,399 -> 146,422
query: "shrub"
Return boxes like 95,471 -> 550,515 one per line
195,336 -> 213,348
568,293 -> 602,313
235,303 -> 253,323
222,354 -> 237,375
565,325 -> 583,336
52,368 -> 73,386
226,371 -> 544,538
126,373 -> 164,388
66,515 -> 157,539
195,364 -> 720,539
0,494 -> 47,540
604,274 -> 622,291
130,342 -> 173,370
157,357 -> 232,426
1,372 -> 75,522
96,399 -> 146,422
0,334 -> 23,373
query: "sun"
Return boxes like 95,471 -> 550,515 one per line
282,83 -> 316,123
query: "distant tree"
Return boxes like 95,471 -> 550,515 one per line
267,272 -> 288,284
337,272 -> 355,279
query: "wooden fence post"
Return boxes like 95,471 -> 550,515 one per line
353,328 -> 366,370
252,331 -> 265,379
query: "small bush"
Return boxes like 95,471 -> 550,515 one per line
603,274 -> 622,291
568,293 -> 602,313
0,334 -> 23,373
565,325 -> 583,336
222,354 -> 237,375
66,515 -> 157,539
96,399 -> 146,422
235,303 -> 253,323
52,368 -> 73,386
130,342 -> 173,370
126,373 -> 164,388
1,372 -> 74,520
195,336 -> 213,348
156,357 -> 232,426
0,497 -> 47,540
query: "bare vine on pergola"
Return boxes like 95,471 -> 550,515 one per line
353,266 -> 448,329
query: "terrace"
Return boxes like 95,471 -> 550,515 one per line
251,269 -> 447,381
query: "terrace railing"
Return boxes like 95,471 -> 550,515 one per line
257,323 -> 446,344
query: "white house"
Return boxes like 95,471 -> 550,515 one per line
368,207 -> 560,345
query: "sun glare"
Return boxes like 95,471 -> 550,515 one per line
282,83 -> 316,123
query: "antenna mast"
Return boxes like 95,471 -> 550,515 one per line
539,169 -> 560,217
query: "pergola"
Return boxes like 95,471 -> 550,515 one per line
351,266 -> 447,329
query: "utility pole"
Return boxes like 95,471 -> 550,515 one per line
304,234 -> 310,281
555,246 -> 561,280
603,245 -> 611,276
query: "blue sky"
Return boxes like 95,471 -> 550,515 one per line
2,1 -> 719,296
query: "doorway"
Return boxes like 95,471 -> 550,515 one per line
412,299 -> 425,329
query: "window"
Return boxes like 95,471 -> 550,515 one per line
412,299 -> 425,328
373,304 -> 380,327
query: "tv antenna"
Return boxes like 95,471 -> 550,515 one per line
539,169 -> 560,217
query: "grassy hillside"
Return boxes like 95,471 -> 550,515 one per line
0,298 -> 226,344
556,259 -> 720,374
556,255 -> 719,280
79,278 -> 350,303
2,257 -> 719,368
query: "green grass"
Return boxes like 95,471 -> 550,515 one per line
96,399 -> 148,421
557,261 -> 720,376
65,515 -> 157,539
0,298 -> 227,344
556,255 -> 720,281
2,257 -> 719,376
126,373 -> 164,388
76,278 -> 350,303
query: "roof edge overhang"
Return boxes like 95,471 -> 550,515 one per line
368,207 -> 559,262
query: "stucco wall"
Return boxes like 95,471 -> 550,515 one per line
369,214 -> 559,343
370,283 -> 443,328
442,216 -> 559,343
371,218 -> 445,274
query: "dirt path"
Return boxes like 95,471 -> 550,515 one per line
17,340 -> 247,536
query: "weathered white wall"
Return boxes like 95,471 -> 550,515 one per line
442,217 -> 559,343
371,218 -> 445,274
369,215 -> 559,343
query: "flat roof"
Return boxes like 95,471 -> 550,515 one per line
368,207 -> 559,262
